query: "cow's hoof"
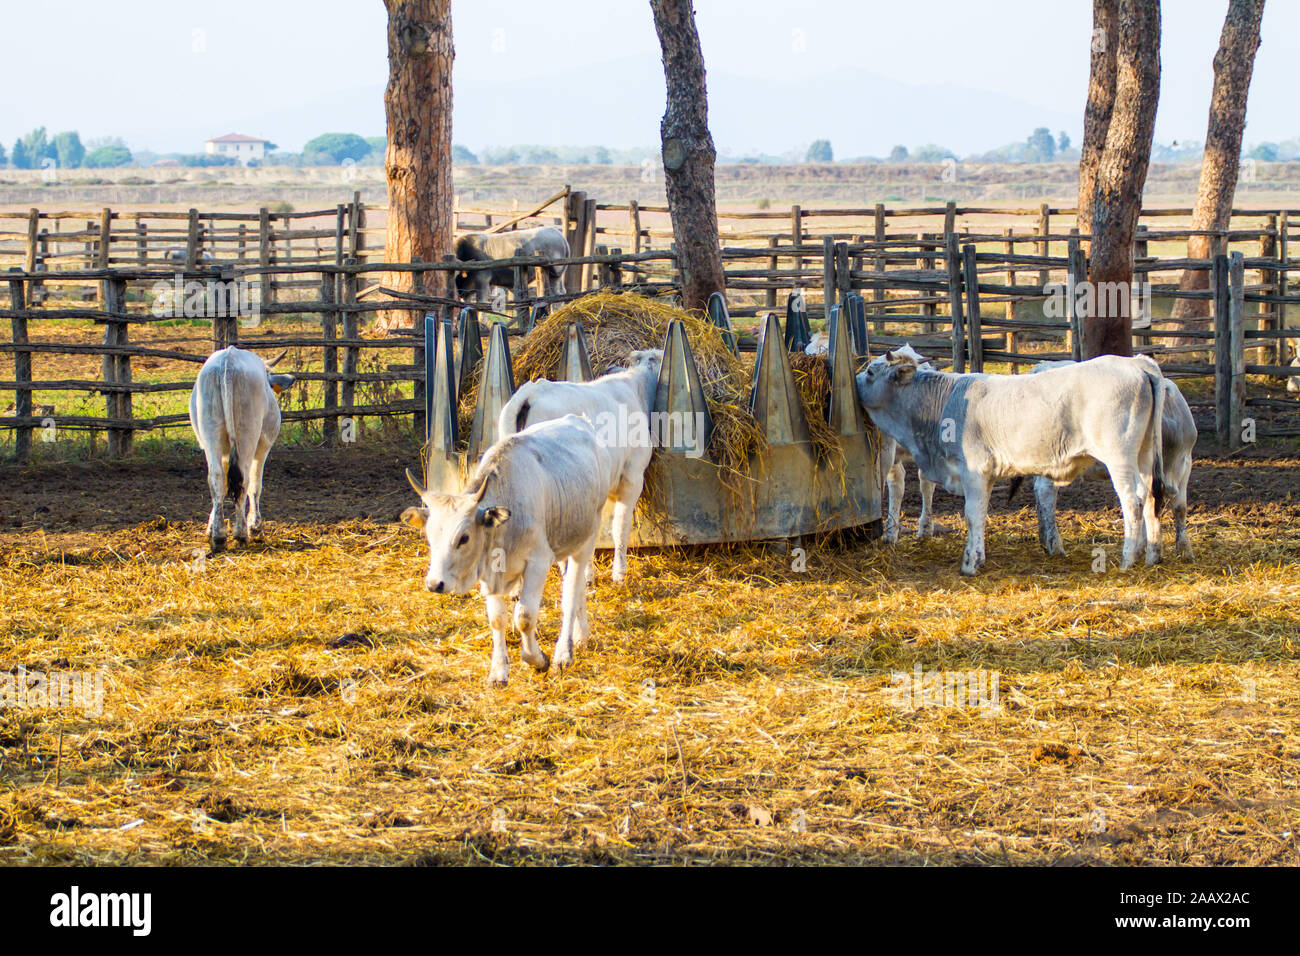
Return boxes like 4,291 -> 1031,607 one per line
883,530 -> 900,545
1176,539 -> 1193,560
209,535 -> 226,554
522,650 -> 550,672
552,648 -> 574,672
487,671 -> 509,687
1145,547 -> 1162,566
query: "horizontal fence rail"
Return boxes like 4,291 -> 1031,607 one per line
3,197 -> 1299,463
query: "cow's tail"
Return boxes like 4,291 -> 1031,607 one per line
497,380 -> 540,437
1006,475 -> 1024,502
220,355 -> 248,501
1141,358 -> 1166,514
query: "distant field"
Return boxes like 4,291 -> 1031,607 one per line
6,160 -> 1300,212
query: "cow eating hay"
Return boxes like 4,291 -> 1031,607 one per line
856,349 -> 1167,575
505,292 -> 841,519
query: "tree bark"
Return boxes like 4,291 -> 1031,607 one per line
1171,0 -> 1265,342
379,0 -> 453,332
1084,0 -> 1161,359
650,0 -> 725,314
1077,0 -> 1119,243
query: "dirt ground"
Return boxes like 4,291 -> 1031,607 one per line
1,438 -> 1295,538
0,438 -> 1297,866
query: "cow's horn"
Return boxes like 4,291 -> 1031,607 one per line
406,468 -> 426,498
266,349 -> 289,369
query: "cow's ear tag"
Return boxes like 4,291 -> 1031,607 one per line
272,384 -> 283,395
477,506 -> 511,528
400,506 -> 428,531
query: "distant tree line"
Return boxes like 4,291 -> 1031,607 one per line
5,128 -> 134,169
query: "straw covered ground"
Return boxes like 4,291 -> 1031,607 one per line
0,440 -> 1297,865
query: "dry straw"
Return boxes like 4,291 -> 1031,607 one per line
503,292 -> 842,514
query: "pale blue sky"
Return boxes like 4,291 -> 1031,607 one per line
2,1 -> 1294,158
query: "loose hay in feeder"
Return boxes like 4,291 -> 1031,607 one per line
506,292 -> 843,516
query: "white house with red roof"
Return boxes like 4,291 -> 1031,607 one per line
204,133 -> 270,164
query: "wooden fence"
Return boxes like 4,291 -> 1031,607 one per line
3,203 -> 1299,465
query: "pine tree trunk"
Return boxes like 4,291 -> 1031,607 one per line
1171,0 -> 1265,343
650,0 -> 725,315
379,0 -> 453,332
1077,0 -> 1119,243
1084,0 -> 1161,359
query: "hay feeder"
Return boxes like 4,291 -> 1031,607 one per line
421,293 -> 882,546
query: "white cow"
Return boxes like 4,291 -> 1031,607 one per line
402,414 -> 621,684
1287,343 -> 1299,395
189,346 -> 295,553
861,345 -> 940,543
807,339 -> 940,542
164,247 -> 215,266
856,348 -> 1166,575
1022,359 -> 1197,560
495,349 -> 663,583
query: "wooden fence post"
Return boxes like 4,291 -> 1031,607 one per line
581,197 -> 598,291
103,274 -> 132,458
351,191 -> 365,261
1213,253 -> 1232,445
565,190 -> 587,293
1259,214 -> 1277,367
136,220 -> 148,266
25,208 -> 39,273
628,199 -> 642,254
1003,226 -> 1017,369
1036,203 -> 1050,292
1277,210 -> 1289,368
185,208 -> 199,271
1067,237 -> 1085,362
919,232 -> 937,335
33,229 -> 48,304
335,204 -> 347,267
962,244 -> 983,373
835,241 -> 851,308
872,203 -> 886,327
821,236 -> 835,319
609,248 -> 624,291
1228,251 -> 1246,449
341,259 -> 359,439
513,248 -> 530,325
258,207 -> 273,307
97,208 -> 112,270
410,256 -> 426,439
765,235 -> 779,310
791,204 -> 803,278
945,230 -> 965,372
8,269 -> 32,464
321,268 -> 338,445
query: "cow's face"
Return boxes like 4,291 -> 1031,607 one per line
626,348 -> 663,374
855,351 -> 918,410
402,470 -> 510,594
